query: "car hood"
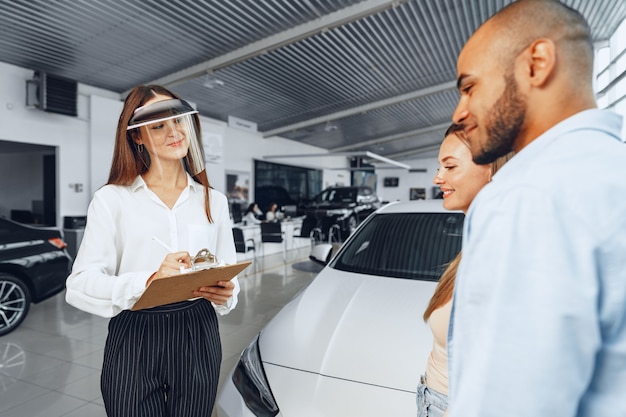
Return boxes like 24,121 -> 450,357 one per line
259,267 -> 436,393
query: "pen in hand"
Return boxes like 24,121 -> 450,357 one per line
151,236 -> 188,273
152,236 -> 175,253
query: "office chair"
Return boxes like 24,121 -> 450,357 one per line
292,216 -> 322,258
328,224 -> 342,244
231,202 -> 243,224
232,227 -> 256,275
260,222 -> 286,262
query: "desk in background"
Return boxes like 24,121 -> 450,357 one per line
232,218 -> 310,261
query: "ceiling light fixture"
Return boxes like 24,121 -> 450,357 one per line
202,72 -> 224,89
324,121 -> 338,132
362,151 -> 410,169
263,151 -> 411,170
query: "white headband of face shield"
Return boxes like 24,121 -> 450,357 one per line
127,98 -> 206,176
127,99 -> 198,130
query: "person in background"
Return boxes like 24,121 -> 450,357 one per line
65,84 -> 240,417
417,123 -> 513,417
448,1 -> 626,416
243,202 -> 263,225
265,202 -> 280,222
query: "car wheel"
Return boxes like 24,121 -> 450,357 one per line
0,273 -> 31,336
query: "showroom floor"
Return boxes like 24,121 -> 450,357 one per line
0,254 -> 320,417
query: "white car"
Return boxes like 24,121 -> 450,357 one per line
216,200 -> 464,417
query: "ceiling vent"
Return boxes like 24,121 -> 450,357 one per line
26,71 -> 78,117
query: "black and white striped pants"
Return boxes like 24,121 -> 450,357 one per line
101,299 -> 221,417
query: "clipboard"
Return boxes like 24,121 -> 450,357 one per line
131,260 -> 252,311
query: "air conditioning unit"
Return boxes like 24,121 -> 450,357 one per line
26,71 -> 77,116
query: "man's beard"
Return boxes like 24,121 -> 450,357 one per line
473,73 -> 526,164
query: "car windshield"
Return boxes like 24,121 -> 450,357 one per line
317,188 -> 356,203
331,212 -> 464,281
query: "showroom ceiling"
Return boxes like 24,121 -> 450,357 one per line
1,0 -> 624,161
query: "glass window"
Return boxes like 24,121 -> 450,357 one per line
597,47 -> 611,73
616,53 -> 626,80
597,70 -> 610,92
331,212 -> 464,281
610,17 -> 626,57
598,95 -> 609,109
254,160 -> 322,210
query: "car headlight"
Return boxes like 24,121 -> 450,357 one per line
232,334 -> 279,417
326,208 -> 350,218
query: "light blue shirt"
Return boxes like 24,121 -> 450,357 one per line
448,109 -> 626,417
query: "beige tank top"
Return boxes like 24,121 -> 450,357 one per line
424,298 -> 452,395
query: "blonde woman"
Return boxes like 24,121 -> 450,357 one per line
417,123 -> 513,417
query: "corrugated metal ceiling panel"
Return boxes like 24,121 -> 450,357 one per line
0,0 -> 363,91
278,89 -> 460,149
0,0 -> 624,161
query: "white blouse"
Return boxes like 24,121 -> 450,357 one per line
66,174 -> 240,318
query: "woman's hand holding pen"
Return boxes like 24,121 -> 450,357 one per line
146,252 -> 191,286
145,236 -> 235,304
193,280 -> 235,305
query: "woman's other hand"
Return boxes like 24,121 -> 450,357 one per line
193,280 -> 235,305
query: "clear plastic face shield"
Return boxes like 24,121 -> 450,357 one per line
127,98 -> 205,176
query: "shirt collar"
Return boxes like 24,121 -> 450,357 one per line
130,173 -> 200,192
492,109 -> 623,181
531,108 -> 622,148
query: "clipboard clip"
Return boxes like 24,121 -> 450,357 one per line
190,248 -> 220,271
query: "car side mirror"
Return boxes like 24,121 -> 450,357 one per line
309,243 -> 333,266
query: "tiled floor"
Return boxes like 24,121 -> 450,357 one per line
0,254 -> 320,417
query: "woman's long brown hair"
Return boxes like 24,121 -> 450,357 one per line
107,85 -> 214,222
423,125 -> 514,321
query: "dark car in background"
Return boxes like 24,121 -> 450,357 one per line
0,218 -> 71,336
304,186 -> 381,242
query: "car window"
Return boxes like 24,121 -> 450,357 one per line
332,189 -> 354,203
315,190 -> 328,203
331,212 -> 464,281
316,189 -> 352,203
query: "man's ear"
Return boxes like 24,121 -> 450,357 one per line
524,38 -> 556,87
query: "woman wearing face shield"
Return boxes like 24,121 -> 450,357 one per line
65,85 -> 239,417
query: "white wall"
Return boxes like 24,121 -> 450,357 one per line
374,155 -> 441,203
203,117 -> 351,200
1,62 -> 92,225
89,95 -> 123,194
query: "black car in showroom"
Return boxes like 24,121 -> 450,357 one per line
304,186 -> 381,242
0,217 -> 72,336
